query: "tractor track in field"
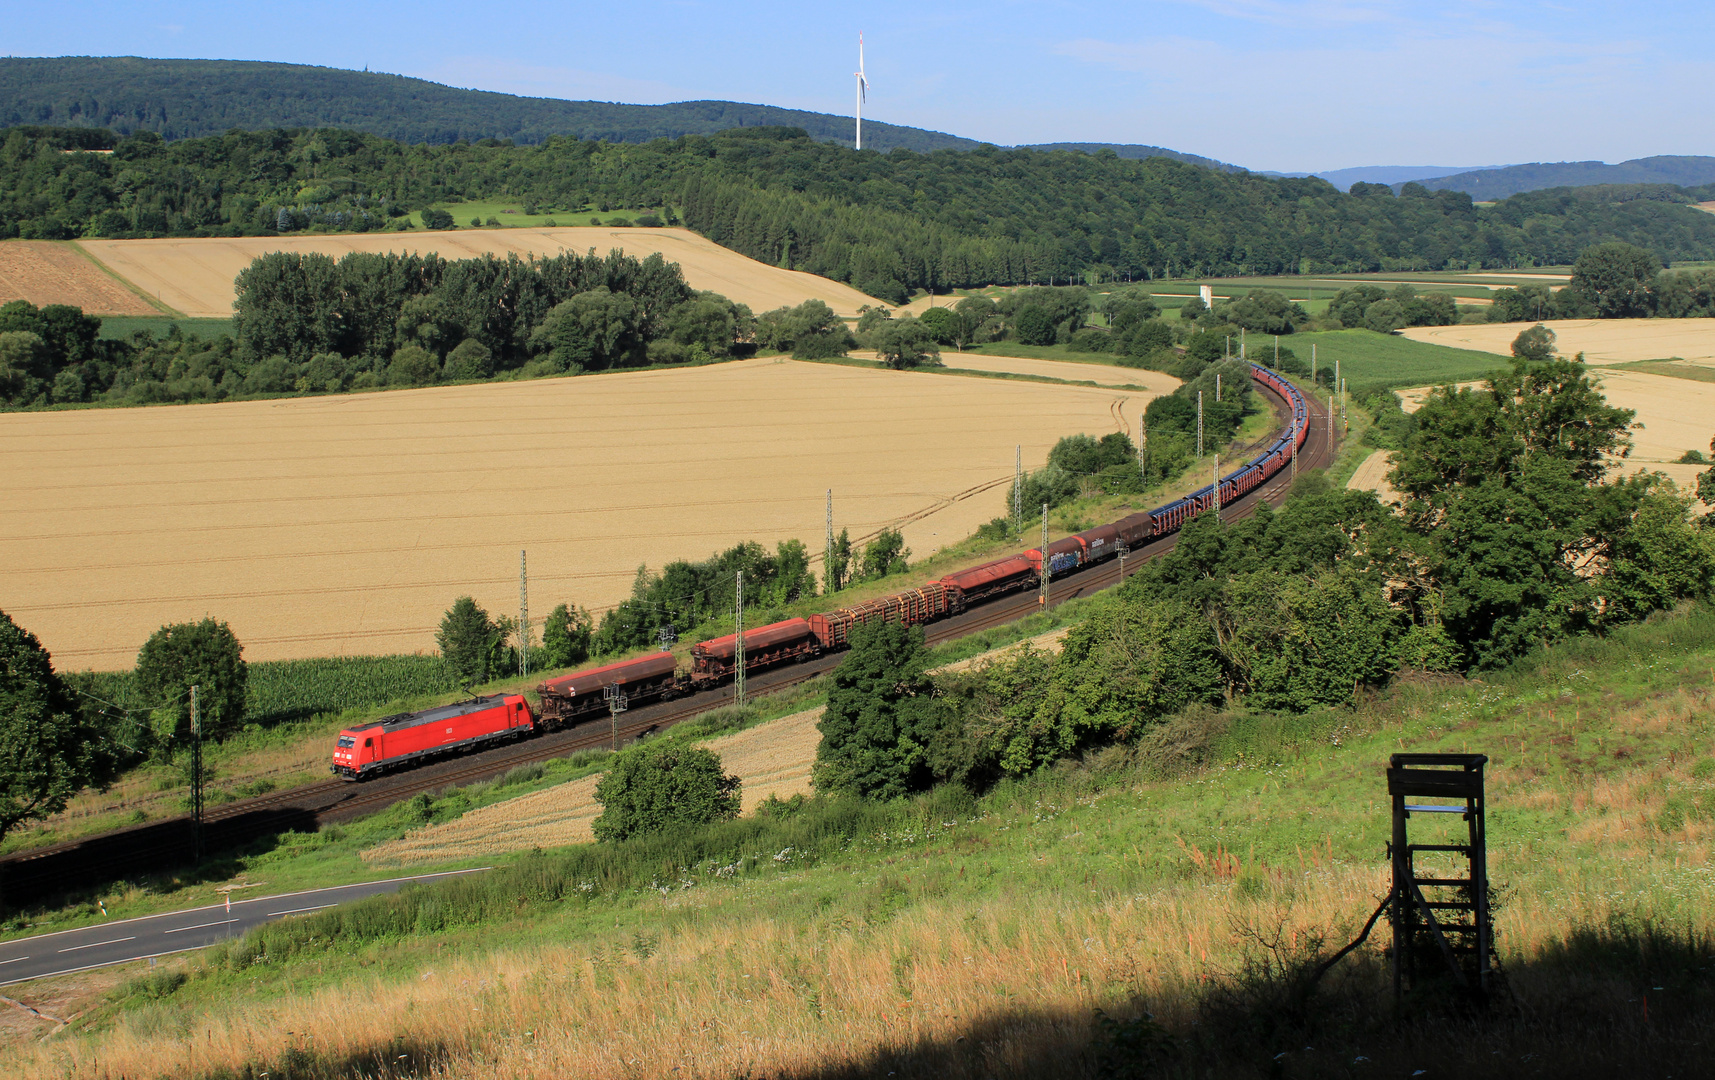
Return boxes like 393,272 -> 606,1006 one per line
0,381 -> 1334,907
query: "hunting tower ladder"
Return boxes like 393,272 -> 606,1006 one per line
1387,753 -> 1494,1001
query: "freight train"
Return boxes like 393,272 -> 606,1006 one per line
333,363 -> 1310,780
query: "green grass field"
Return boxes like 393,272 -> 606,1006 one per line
1289,328 -> 1511,391
413,202 -> 670,230
32,603 -> 1715,1077
96,315 -> 235,340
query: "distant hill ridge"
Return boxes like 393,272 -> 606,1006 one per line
0,55 -> 1233,169
1408,157 -> 1715,200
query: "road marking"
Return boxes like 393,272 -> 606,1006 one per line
58,936 -> 136,953
0,956 -> 29,964
163,919 -> 238,935
267,904 -> 336,917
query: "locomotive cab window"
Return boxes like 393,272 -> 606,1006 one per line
336,736 -> 355,749
364,737 -> 374,747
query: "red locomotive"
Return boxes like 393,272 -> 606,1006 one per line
332,693 -> 534,779
331,364 -> 1310,774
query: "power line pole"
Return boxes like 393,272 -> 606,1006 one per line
1038,503 -> 1050,607
1197,391 -> 1204,457
1212,455 -> 1221,522
518,549 -> 529,680
190,684 -> 202,863
1216,372 -> 1222,403
1138,415 -> 1147,486
825,488 -> 833,593
1291,414 -> 1299,485
1311,343 -> 1317,385
734,571 -> 746,708
1327,395 -> 1335,454
1013,445 -> 1022,534
1342,378 -> 1349,435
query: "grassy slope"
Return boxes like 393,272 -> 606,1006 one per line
26,605 -> 1715,1077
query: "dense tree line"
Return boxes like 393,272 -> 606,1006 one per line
7,125 -> 1715,300
1487,242 -> 1715,322
815,357 -> 1715,799
0,58 -> 979,151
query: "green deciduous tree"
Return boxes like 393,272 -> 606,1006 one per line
859,528 -> 909,580
591,741 -> 741,842
814,621 -> 945,800
437,596 -> 503,686
874,316 -> 939,369
1570,241 -> 1660,318
539,602 -> 594,670
1011,305 -> 1057,345
444,337 -> 494,380
0,610 -> 116,845
1511,323 -> 1556,362
134,617 -> 248,747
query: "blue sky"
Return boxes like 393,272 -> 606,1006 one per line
8,1 -> 1711,172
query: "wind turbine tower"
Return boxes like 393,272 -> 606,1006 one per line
854,35 -> 870,150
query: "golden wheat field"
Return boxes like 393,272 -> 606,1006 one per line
0,358 -> 1160,669
75,227 -> 885,320
0,240 -> 157,315
1402,317 -> 1715,364
365,708 -> 826,866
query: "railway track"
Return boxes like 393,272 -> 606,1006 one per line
0,381 -> 1336,907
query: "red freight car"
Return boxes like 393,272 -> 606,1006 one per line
331,693 -> 534,780
808,582 -> 951,650
690,617 -> 821,687
535,652 -> 680,727
938,555 -> 1036,610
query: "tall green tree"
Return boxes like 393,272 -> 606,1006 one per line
1511,323 -> 1556,362
437,596 -> 501,686
539,603 -> 594,670
814,622 -> 945,800
1570,241 -> 1660,317
0,610 -> 115,845
591,741 -> 741,842
134,618 -> 248,747
874,316 -> 939,369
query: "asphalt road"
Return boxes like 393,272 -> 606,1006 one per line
0,868 -> 488,986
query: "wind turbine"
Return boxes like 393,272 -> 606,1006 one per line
854,34 -> 869,150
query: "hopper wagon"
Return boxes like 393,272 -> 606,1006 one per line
535,651 -> 681,727
690,617 -> 821,688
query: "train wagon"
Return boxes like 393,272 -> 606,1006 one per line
690,617 -> 821,687
1114,511 -> 1153,550
1024,535 -> 1086,578
938,555 -> 1036,610
1074,523 -> 1122,565
535,651 -> 680,727
808,582 -> 951,650
332,693 -> 534,780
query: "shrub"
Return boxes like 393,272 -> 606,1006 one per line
591,741 -> 741,842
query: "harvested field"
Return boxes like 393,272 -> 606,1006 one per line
1345,448 -> 1402,503
1401,318 -> 1715,365
364,707 -> 825,865
0,358 -> 1159,669
0,241 -> 157,316
75,227 -> 884,320
935,353 -> 1180,391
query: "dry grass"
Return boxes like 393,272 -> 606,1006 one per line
932,627 -> 1072,675
0,241 -> 157,315
364,708 -> 826,866
1344,448 -> 1402,503
0,357 -> 1156,668
76,227 -> 886,320
1401,317 -> 1715,365
933,353 -> 1180,392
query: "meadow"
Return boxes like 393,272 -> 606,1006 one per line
414,202 -> 668,230
11,604 -> 1714,1077
0,357 -> 1161,669
74,226 -> 885,320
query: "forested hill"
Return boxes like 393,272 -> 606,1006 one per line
7,123 -> 1715,301
1021,142 -> 1238,172
1411,156 -> 1715,200
0,56 -> 980,152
